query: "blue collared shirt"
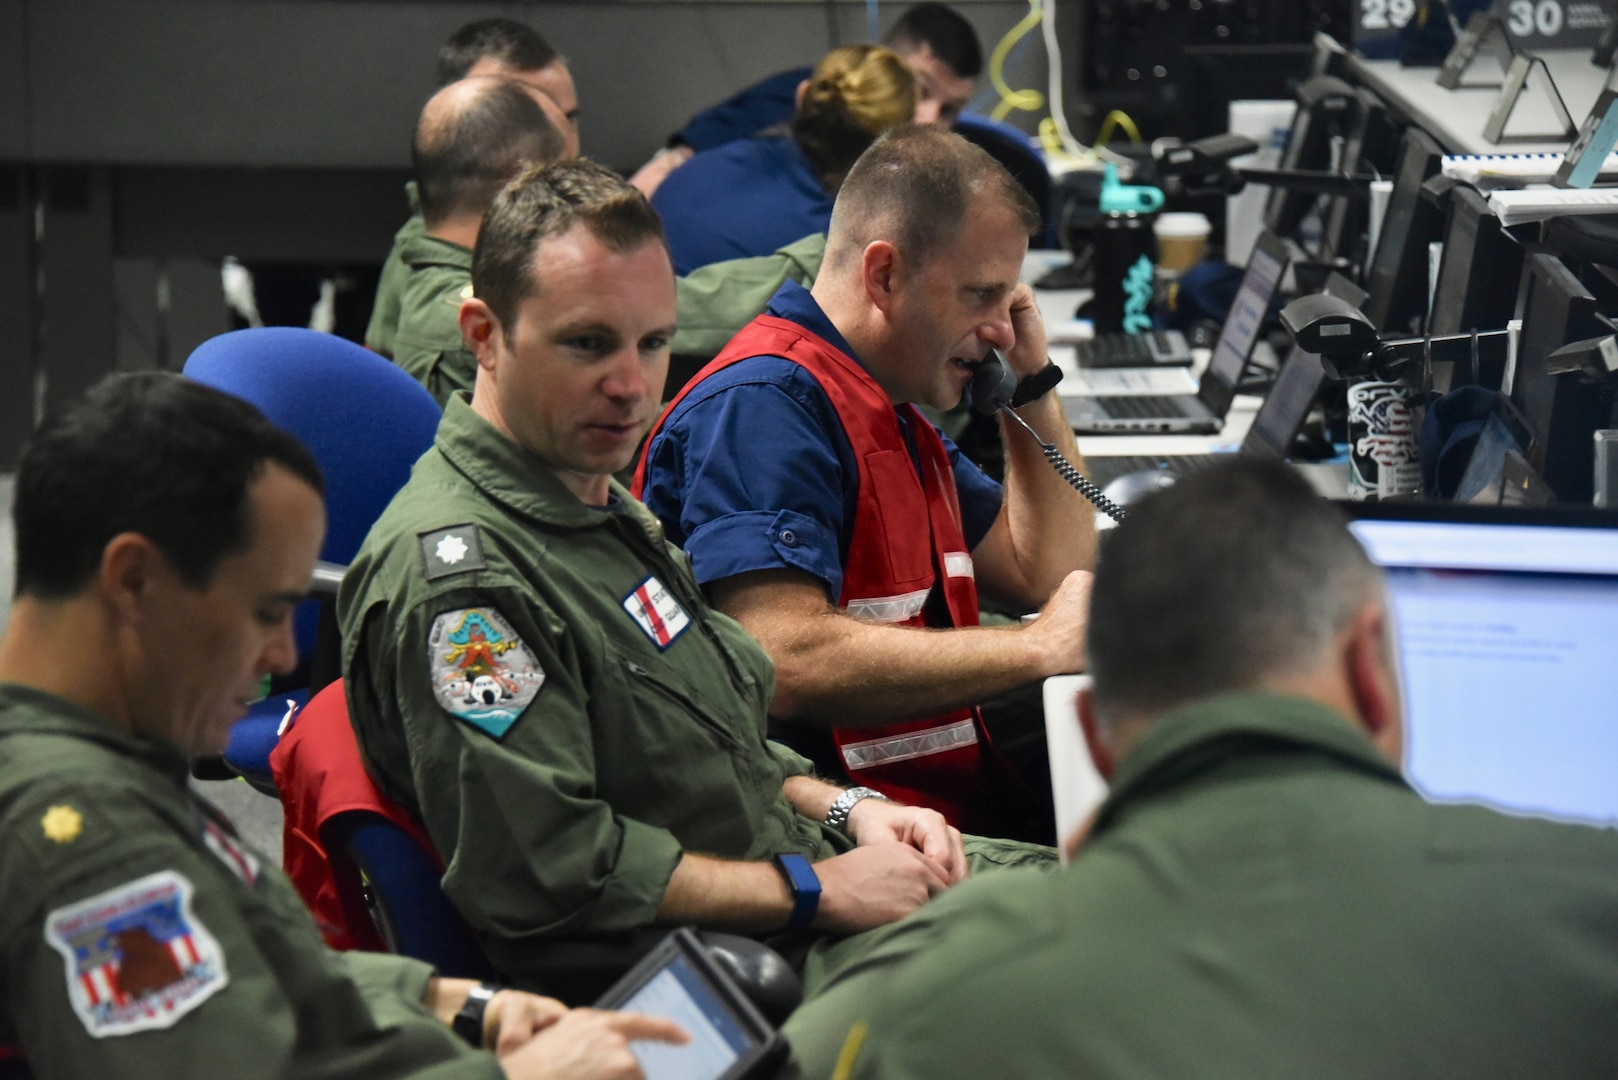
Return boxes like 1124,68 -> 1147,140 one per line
640,281 -> 1003,600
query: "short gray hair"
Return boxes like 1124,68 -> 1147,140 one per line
1085,457 -> 1381,726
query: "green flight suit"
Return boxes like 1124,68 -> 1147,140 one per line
0,683 -> 499,1080
784,692 -> 1618,1080
365,183 -> 423,358
391,233 -> 476,407
671,232 -> 825,360
339,396 -> 1051,991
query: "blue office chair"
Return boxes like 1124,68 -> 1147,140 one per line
955,113 -> 1056,248
184,327 -> 442,791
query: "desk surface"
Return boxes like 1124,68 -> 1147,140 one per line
1350,49 -> 1609,156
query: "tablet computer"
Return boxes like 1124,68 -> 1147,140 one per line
594,928 -> 785,1080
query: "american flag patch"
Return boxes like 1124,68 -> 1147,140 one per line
45,871 -> 227,1037
621,576 -> 691,650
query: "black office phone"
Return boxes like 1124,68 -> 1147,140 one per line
968,351 -> 1128,522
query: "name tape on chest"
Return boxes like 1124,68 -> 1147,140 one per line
428,606 -> 545,739
622,576 -> 691,650
45,870 -> 228,1038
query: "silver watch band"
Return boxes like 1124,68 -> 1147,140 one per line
824,786 -> 888,832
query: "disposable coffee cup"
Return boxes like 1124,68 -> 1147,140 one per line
1153,212 -> 1211,274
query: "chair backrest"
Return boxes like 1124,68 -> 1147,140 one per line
954,114 -> 1055,248
183,327 -> 442,656
270,679 -> 496,980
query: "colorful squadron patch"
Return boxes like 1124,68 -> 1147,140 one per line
45,871 -> 227,1038
621,576 -> 691,650
428,607 -> 545,739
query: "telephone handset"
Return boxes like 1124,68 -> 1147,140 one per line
968,351 -> 1128,522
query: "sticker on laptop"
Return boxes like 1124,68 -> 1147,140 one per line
622,576 -> 691,650
45,870 -> 228,1038
428,607 -> 545,739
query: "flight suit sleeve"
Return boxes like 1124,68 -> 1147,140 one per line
366,578 -> 686,969
0,782 -> 497,1080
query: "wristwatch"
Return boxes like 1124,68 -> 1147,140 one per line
824,785 -> 889,833
772,853 -> 822,932
1010,360 -> 1064,408
452,983 -> 498,1049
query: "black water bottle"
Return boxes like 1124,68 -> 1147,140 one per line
1091,211 -> 1158,335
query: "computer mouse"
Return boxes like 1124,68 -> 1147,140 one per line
1101,468 -> 1179,507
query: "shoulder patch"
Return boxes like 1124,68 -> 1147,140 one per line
621,576 -> 691,650
45,871 -> 228,1038
199,818 -> 261,887
428,607 -> 545,738
418,524 -> 487,581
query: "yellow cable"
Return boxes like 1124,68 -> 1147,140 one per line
1093,109 -> 1143,148
987,1 -> 1046,123
830,1022 -> 870,1080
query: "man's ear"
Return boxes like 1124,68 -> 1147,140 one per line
459,298 -> 503,372
1076,685 -> 1117,781
859,241 -> 901,315
1345,601 -> 1404,766
795,78 -> 810,110
97,532 -> 164,622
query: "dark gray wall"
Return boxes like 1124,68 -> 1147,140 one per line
6,0 -> 1062,171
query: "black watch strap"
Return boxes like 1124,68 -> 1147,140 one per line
1010,360 -> 1064,408
452,983 -> 497,1049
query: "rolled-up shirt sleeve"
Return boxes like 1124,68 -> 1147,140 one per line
641,362 -> 852,600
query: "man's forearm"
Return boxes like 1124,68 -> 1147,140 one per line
991,391 -> 1099,605
714,571 -> 1074,725
656,852 -> 794,934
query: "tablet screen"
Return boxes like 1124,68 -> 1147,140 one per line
621,954 -> 759,1080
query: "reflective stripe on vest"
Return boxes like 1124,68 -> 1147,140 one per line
844,588 -> 930,624
943,551 -> 974,580
840,717 -> 980,770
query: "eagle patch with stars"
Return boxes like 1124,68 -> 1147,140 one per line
418,524 -> 487,581
45,871 -> 228,1038
427,607 -> 545,739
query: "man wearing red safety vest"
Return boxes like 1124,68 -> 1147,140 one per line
636,125 -> 1096,838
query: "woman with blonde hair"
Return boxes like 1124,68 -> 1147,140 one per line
652,45 -> 915,274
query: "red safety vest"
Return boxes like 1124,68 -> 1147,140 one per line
636,315 -> 1002,828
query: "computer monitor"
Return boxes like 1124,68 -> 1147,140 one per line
1362,126 -> 1447,334
1429,186 -> 1525,335
1511,252 -> 1608,501
1347,503 -> 1618,828
1262,74 -> 1373,255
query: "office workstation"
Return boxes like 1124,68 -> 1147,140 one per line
2,3 -> 1617,1079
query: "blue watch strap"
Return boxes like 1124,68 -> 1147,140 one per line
772,853 -> 821,932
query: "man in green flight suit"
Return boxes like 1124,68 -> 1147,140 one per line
392,76 -> 569,404
781,456 -> 1618,1080
368,17 -> 580,358
0,373 -> 682,1079
339,159 -> 1050,1000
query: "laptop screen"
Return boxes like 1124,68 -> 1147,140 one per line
1347,508 -> 1618,828
1242,349 -> 1324,456
1205,235 -> 1289,401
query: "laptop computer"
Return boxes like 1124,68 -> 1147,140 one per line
1072,327 -> 1194,368
1063,229 -> 1290,435
1083,272 -> 1366,488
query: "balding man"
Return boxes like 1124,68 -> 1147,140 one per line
781,456 -> 1618,1078
392,77 -> 568,404
636,126 -> 1094,837
368,18 -> 579,358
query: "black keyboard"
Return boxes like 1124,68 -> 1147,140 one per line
1101,395 -> 1192,419
1085,454 -> 1223,487
1073,329 -> 1193,369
